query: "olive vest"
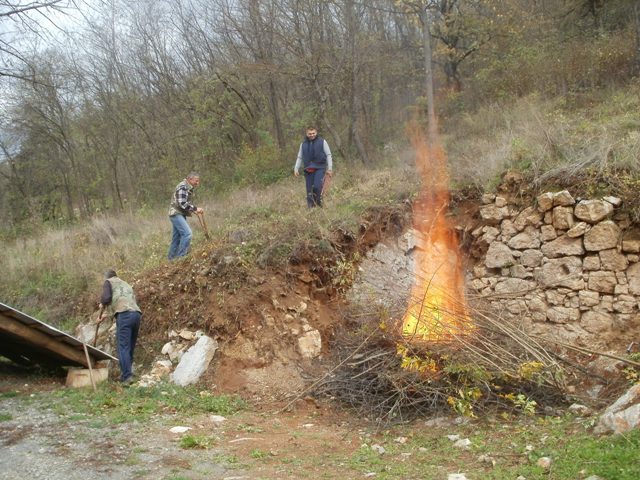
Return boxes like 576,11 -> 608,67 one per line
106,277 -> 141,317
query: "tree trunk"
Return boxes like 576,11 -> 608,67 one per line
634,1 -> 640,76
421,8 -> 437,140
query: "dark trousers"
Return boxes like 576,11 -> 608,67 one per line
304,168 -> 325,207
116,310 -> 141,381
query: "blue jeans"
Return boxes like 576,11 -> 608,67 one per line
305,168 -> 325,208
116,310 -> 141,381
168,214 -> 192,259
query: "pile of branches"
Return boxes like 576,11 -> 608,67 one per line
314,291 -> 574,424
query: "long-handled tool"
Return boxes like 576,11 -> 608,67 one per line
196,211 -> 211,239
93,304 -> 104,347
321,172 -> 333,198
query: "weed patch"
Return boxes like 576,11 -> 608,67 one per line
41,382 -> 245,423
179,434 -> 216,449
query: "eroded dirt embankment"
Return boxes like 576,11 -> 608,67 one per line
107,204 -> 414,399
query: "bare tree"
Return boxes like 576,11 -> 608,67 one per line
0,0 -> 71,81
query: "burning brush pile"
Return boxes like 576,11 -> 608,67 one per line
314,301 -> 569,423
314,122 -> 572,423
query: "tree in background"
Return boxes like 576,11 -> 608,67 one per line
1,0 -> 640,235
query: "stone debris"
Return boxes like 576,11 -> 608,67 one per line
447,474 -> 468,480
171,335 -> 219,386
210,415 -> 227,426
371,444 -> 385,455
478,454 -> 496,466
568,403 -> 593,416
536,456 -> 552,470
453,438 -> 472,450
594,384 -> 640,434
169,426 -> 191,433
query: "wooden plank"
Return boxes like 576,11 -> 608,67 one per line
0,314 -> 91,367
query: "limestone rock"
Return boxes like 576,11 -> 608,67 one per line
480,204 -> 509,224
508,231 -> 541,250
501,219 -> 519,237
581,310 -> 614,334
494,278 -> 536,294
588,271 -> 617,294
566,222 -> 591,238
552,206 -> 575,230
547,307 -> 580,324
574,200 -> 614,223
553,190 -> 575,206
594,384 -> 640,435
541,236 -> 585,258
599,249 -> 628,271
540,224 -> 557,242
583,255 -> 601,271
298,328 -> 322,359
628,262 -> 640,295
622,239 -> 640,253
171,335 -> 219,387
538,256 -> 584,290
495,196 -> 507,207
537,192 -> 554,212
583,221 -> 621,252
481,193 -> 496,204
579,290 -> 600,307
602,195 -> 622,207
485,242 -> 515,269
521,249 -> 543,267
513,207 -> 543,230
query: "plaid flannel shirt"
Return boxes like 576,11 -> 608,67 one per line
170,180 -> 196,216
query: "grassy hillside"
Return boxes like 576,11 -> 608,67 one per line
2,82 -> 640,329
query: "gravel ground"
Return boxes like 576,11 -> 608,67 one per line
0,394 -> 244,480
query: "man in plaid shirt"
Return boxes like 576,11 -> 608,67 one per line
168,172 -> 204,260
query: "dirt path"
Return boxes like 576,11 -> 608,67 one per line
0,376 -> 366,480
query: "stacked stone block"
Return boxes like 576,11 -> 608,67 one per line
470,190 -> 640,344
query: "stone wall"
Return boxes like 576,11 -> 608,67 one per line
469,190 -> 640,347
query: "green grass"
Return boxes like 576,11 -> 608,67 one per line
250,449 -> 269,459
41,381 -> 245,424
0,412 -> 12,421
179,434 -> 217,449
319,414 -> 640,480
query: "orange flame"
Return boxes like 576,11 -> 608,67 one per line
401,121 -> 472,343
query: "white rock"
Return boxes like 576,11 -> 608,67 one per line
536,457 -> 552,469
171,335 -> 219,386
371,444 -> 385,454
447,474 -> 467,480
568,404 -> 592,416
210,415 -> 227,426
297,329 -> 322,358
169,426 -> 191,433
447,434 -> 460,441
453,438 -> 472,449
178,329 -> 195,340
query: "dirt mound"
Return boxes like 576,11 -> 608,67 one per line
131,204 -> 411,400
